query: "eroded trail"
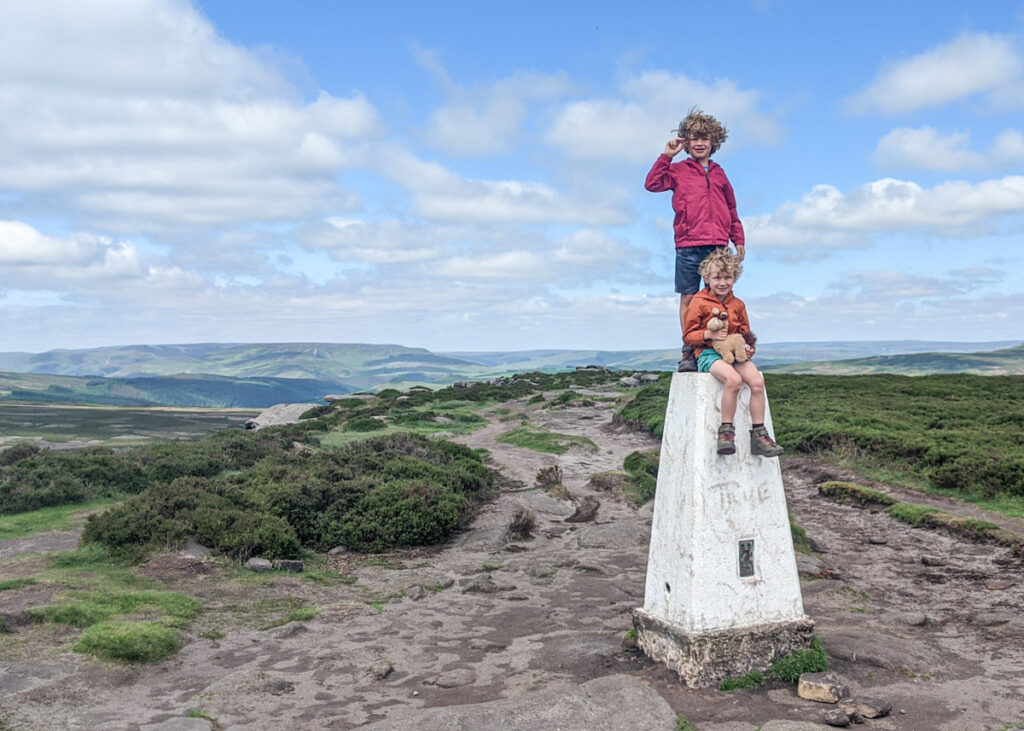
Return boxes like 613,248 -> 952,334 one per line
1,390 -> 1023,730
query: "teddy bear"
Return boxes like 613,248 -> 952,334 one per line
705,308 -> 756,365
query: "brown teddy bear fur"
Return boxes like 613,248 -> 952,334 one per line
705,307 -> 753,365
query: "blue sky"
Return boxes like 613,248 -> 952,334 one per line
1,0 -> 1023,353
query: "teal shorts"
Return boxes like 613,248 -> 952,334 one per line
697,349 -> 722,373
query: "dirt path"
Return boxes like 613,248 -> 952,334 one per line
2,389 -> 1023,730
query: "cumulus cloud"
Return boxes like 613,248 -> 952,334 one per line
369,144 -> 629,225
748,175 -> 1024,256
414,47 -> 572,156
546,70 -> 783,163
295,218 -> 447,264
875,126 -> 1024,171
748,283 -> 1024,343
0,220 -> 143,281
846,33 -> 1023,114
0,0 -> 378,231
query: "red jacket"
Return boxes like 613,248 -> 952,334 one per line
683,287 -> 751,358
645,154 -> 745,249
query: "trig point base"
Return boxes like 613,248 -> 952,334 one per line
633,373 -> 813,687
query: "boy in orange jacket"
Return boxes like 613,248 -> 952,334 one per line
683,248 -> 782,458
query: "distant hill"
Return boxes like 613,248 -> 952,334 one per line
764,344 -> 1024,376
0,340 -> 1020,407
0,371 -> 351,408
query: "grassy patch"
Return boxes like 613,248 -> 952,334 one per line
10,544 -> 202,663
789,513 -> 814,555
621,451 -> 659,506
718,670 -> 766,691
676,714 -> 697,731
73,620 -> 179,662
495,425 -> 599,455
0,497 -> 122,540
259,605 -> 319,631
887,502 -> 1000,538
30,588 -> 201,629
0,577 -> 37,591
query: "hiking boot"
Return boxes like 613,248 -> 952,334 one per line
677,346 -> 696,373
750,426 -> 783,458
717,424 -> 736,455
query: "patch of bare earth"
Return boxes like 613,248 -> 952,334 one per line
1,389 -> 1023,730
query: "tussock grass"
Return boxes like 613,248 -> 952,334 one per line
818,481 -> 1009,545
73,620 -> 179,662
818,481 -> 897,508
496,425 -> 598,455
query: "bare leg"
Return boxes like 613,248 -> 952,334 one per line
678,293 -> 694,340
732,360 -> 767,423
708,359 -> 742,423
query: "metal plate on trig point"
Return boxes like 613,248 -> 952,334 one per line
738,539 -> 755,577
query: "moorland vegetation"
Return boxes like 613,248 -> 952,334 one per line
3,370 -> 1023,568
619,373 -> 1024,512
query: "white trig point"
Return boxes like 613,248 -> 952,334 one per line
633,373 -> 813,687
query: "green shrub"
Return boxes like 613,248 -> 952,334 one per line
82,432 -> 493,560
770,636 -> 828,683
0,442 -> 41,466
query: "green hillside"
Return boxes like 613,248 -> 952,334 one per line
0,371 -> 350,408
765,344 -> 1024,375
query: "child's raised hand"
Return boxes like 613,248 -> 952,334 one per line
664,138 -> 685,157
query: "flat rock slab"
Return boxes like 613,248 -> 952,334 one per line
359,674 -> 676,730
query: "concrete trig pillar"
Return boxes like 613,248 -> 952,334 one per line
633,373 -> 813,687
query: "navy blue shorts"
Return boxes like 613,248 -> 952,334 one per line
674,245 -> 722,295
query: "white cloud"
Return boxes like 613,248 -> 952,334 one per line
748,175 -> 1024,256
369,144 -> 629,225
436,251 -> 546,279
846,33 -> 1023,114
874,127 -> 1024,172
874,128 -> 985,171
546,70 -> 783,163
552,229 -> 635,268
992,129 -> 1024,163
296,218 -> 446,264
0,220 -> 143,281
0,0 -> 378,231
749,286 -> 1024,344
418,62 -> 573,156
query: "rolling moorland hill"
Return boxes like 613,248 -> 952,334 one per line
766,343 -> 1024,375
0,340 -> 1020,407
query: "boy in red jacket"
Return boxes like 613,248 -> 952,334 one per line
645,108 -> 745,372
683,248 -> 782,458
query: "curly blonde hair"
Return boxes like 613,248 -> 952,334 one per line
675,106 -> 728,154
698,247 -> 742,281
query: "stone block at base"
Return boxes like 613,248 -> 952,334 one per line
633,607 -> 815,687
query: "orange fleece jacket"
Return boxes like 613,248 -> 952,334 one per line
683,287 -> 752,358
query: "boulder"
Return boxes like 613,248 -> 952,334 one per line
797,671 -> 850,704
